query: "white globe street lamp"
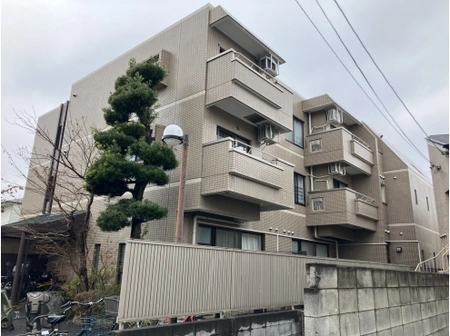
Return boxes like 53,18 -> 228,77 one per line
162,124 -> 189,243
162,124 -> 184,146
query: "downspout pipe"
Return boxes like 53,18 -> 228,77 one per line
10,232 -> 26,305
192,215 -> 198,244
308,112 -> 312,135
315,226 -> 339,259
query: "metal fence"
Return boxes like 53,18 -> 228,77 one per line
117,240 -> 412,324
415,244 -> 449,273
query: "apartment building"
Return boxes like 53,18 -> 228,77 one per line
427,134 -> 449,248
17,4 -> 440,280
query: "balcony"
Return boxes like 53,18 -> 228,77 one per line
306,188 -> 378,234
201,138 -> 294,211
206,50 -> 293,132
305,128 -> 374,175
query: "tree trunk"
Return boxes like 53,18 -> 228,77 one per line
130,183 -> 146,239
79,194 -> 94,291
77,231 -> 89,291
130,218 -> 142,239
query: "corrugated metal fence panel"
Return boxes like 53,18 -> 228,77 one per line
117,240 -> 413,323
230,252 -> 307,310
118,241 -> 236,322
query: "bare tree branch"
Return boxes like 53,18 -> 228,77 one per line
4,109 -> 99,291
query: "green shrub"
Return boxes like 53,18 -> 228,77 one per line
61,267 -> 121,305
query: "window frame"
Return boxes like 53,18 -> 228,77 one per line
285,117 -> 304,148
310,139 -> 322,153
294,173 -> 306,206
333,178 -> 348,189
312,198 -> 324,211
217,126 -> 251,152
292,239 -> 329,257
197,224 -> 264,251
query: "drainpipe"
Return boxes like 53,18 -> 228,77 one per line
47,101 -> 69,214
10,232 -> 26,305
192,215 -> 198,244
314,226 -> 339,259
309,167 -> 314,192
308,112 -> 312,135
17,240 -> 30,299
276,234 -> 279,252
417,242 -> 422,264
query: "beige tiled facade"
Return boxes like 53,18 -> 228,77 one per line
21,4 -> 441,279
427,136 -> 449,248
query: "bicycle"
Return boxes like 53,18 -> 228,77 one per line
17,297 -> 117,336
28,272 -> 58,292
61,298 -> 118,336
29,278 -> 58,292
16,306 -> 71,336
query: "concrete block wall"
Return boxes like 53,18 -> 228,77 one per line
304,263 -> 449,335
113,310 -> 303,336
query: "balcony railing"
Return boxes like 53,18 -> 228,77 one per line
305,127 -> 374,175
306,188 -> 378,231
233,52 -> 277,85
351,133 -> 370,149
202,138 -> 294,211
206,50 -> 293,132
354,191 -> 375,205
230,139 -> 280,166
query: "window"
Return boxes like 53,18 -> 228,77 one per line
333,179 -> 348,189
310,139 -> 322,152
285,118 -> 304,147
381,184 -> 386,203
294,173 -> 306,205
217,127 -> 250,153
312,198 -> 324,211
292,239 -> 328,257
197,225 -> 263,251
117,243 -> 126,283
93,244 -> 101,270
426,197 -> 429,211
414,189 -> 418,205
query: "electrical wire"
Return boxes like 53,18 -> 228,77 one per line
293,0 -> 431,163
312,0 -> 431,163
333,0 -> 445,155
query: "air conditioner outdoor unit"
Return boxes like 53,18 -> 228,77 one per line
329,162 -> 346,176
327,108 -> 343,125
259,55 -> 279,77
259,124 -> 278,145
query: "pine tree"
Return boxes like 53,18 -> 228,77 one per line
85,58 -> 178,239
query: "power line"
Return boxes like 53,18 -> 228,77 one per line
333,0 -> 445,155
292,0 -> 431,163
312,0 -> 431,163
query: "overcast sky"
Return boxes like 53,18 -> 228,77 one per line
1,0 -> 448,193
